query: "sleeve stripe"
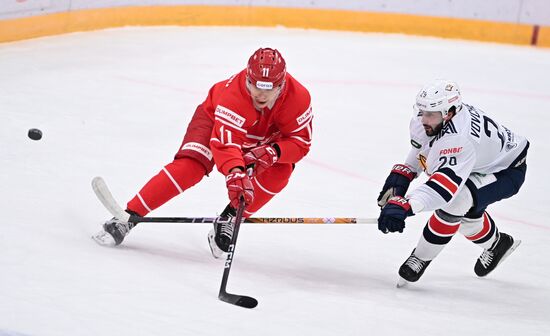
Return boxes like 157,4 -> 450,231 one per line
438,167 -> 462,184
425,180 -> 453,202
246,134 -> 265,140
425,168 -> 463,202
429,172 -> 459,194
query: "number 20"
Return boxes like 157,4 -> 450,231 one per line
438,156 -> 457,170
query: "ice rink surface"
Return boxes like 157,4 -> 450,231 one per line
1,26 -> 549,336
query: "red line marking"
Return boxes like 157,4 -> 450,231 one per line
307,79 -> 550,101
302,158 -> 380,185
531,25 -> 540,46
114,75 -> 204,95
492,212 -> 550,231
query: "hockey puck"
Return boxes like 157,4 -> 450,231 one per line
28,128 -> 43,141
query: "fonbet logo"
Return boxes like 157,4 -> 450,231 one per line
439,147 -> 463,155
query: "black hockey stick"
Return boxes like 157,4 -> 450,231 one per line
218,196 -> 258,309
93,175 -> 257,307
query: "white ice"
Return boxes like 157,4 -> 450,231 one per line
1,26 -> 549,336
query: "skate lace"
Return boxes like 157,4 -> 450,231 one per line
220,220 -> 234,238
405,256 -> 426,273
479,250 -> 494,268
117,222 -> 130,235
107,218 -> 131,236
221,222 -> 233,238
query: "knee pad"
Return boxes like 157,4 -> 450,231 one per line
440,186 -> 474,217
255,163 -> 293,194
245,163 -> 294,216
434,209 -> 462,223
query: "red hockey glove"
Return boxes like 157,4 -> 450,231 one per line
243,145 -> 279,176
225,172 -> 254,209
378,196 -> 414,233
377,164 -> 416,207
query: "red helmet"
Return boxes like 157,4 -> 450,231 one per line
247,48 -> 286,90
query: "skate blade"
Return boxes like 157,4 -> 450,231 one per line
396,277 -> 409,288
498,239 -> 522,266
481,239 -> 522,276
207,231 -> 226,260
91,230 -> 116,247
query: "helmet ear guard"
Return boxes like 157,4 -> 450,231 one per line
247,48 -> 286,89
415,79 -> 462,118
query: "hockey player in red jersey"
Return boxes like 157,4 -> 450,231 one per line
377,79 -> 528,286
93,48 -> 313,257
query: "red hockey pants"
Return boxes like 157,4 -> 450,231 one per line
126,158 -> 293,217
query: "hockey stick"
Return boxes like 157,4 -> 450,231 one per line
128,216 -> 375,224
92,176 -> 131,222
218,196 -> 258,308
92,176 -> 256,307
92,177 -> 377,224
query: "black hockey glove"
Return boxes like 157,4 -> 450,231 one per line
378,196 -> 413,233
377,164 -> 416,207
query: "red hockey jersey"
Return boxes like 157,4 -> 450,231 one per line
202,69 -> 313,175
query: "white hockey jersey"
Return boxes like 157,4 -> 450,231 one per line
404,103 -> 529,214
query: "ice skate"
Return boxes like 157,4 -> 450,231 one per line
92,216 -> 135,247
397,249 -> 432,287
474,232 -> 521,277
207,205 -> 236,259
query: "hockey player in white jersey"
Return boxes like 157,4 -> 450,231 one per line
377,79 -> 529,286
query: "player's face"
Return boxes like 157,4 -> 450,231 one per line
421,111 -> 444,136
246,78 -> 282,109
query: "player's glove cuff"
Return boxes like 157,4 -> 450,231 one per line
390,164 -> 416,181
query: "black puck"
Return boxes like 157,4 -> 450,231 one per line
28,128 -> 43,140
